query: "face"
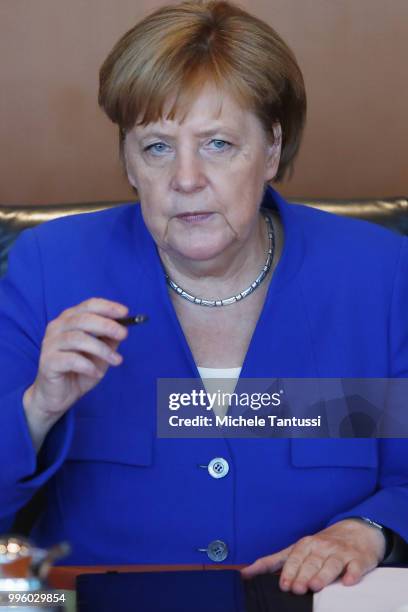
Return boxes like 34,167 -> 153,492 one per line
124,84 -> 281,262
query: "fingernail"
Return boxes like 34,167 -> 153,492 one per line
309,580 -> 322,592
110,352 -> 122,365
115,327 -> 127,340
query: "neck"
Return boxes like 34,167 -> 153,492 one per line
158,212 -> 269,300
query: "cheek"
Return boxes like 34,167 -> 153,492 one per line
126,149 -> 168,191
130,163 -> 157,191
215,150 -> 267,192
131,168 -> 171,221
139,202 -> 169,248
216,163 -> 265,210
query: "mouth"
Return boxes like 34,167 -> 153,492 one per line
175,211 -> 214,223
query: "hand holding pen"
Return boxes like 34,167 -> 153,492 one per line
22,298 -> 146,451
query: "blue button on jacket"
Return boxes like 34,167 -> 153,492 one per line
0,187 -> 407,565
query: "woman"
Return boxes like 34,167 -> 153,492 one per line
0,0 -> 407,596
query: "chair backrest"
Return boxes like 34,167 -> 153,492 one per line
1,196 -> 407,278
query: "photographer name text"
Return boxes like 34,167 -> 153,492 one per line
168,415 -> 321,428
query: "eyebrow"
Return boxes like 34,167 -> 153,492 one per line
138,126 -> 239,140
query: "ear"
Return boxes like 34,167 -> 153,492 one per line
264,122 -> 282,182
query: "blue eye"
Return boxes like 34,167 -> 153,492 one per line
210,139 -> 230,150
145,142 -> 169,155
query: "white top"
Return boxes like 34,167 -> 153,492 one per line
197,366 -> 242,418
197,366 -> 242,379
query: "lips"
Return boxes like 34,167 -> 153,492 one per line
176,211 -> 213,223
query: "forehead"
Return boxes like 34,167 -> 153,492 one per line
132,84 -> 261,136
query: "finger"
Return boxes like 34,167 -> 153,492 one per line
99,336 -> 121,352
289,554 -> 325,595
77,298 -> 128,317
44,350 -> 104,379
279,537 -> 313,591
241,547 -> 291,579
56,331 -> 123,367
56,312 -> 129,342
90,336 -> 125,377
57,298 -> 128,331
308,555 -> 345,592
341,559 -> 365,586
71,335 -> 123,380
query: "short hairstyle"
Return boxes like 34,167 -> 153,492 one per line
98,0 -> 306,181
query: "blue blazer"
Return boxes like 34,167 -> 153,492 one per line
0,187 -> 407,566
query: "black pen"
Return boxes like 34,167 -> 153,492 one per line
116,314 -> 149,326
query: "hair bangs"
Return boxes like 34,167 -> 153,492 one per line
124,47 -> 252,129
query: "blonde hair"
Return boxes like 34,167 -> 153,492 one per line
98,0 -> 306,181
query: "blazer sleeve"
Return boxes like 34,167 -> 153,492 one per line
326,237 -> 408,545
0,229 -> 73,533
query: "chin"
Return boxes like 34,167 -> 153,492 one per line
170,238 -> 230,262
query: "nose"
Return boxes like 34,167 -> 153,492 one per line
171,148 -> 207,194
